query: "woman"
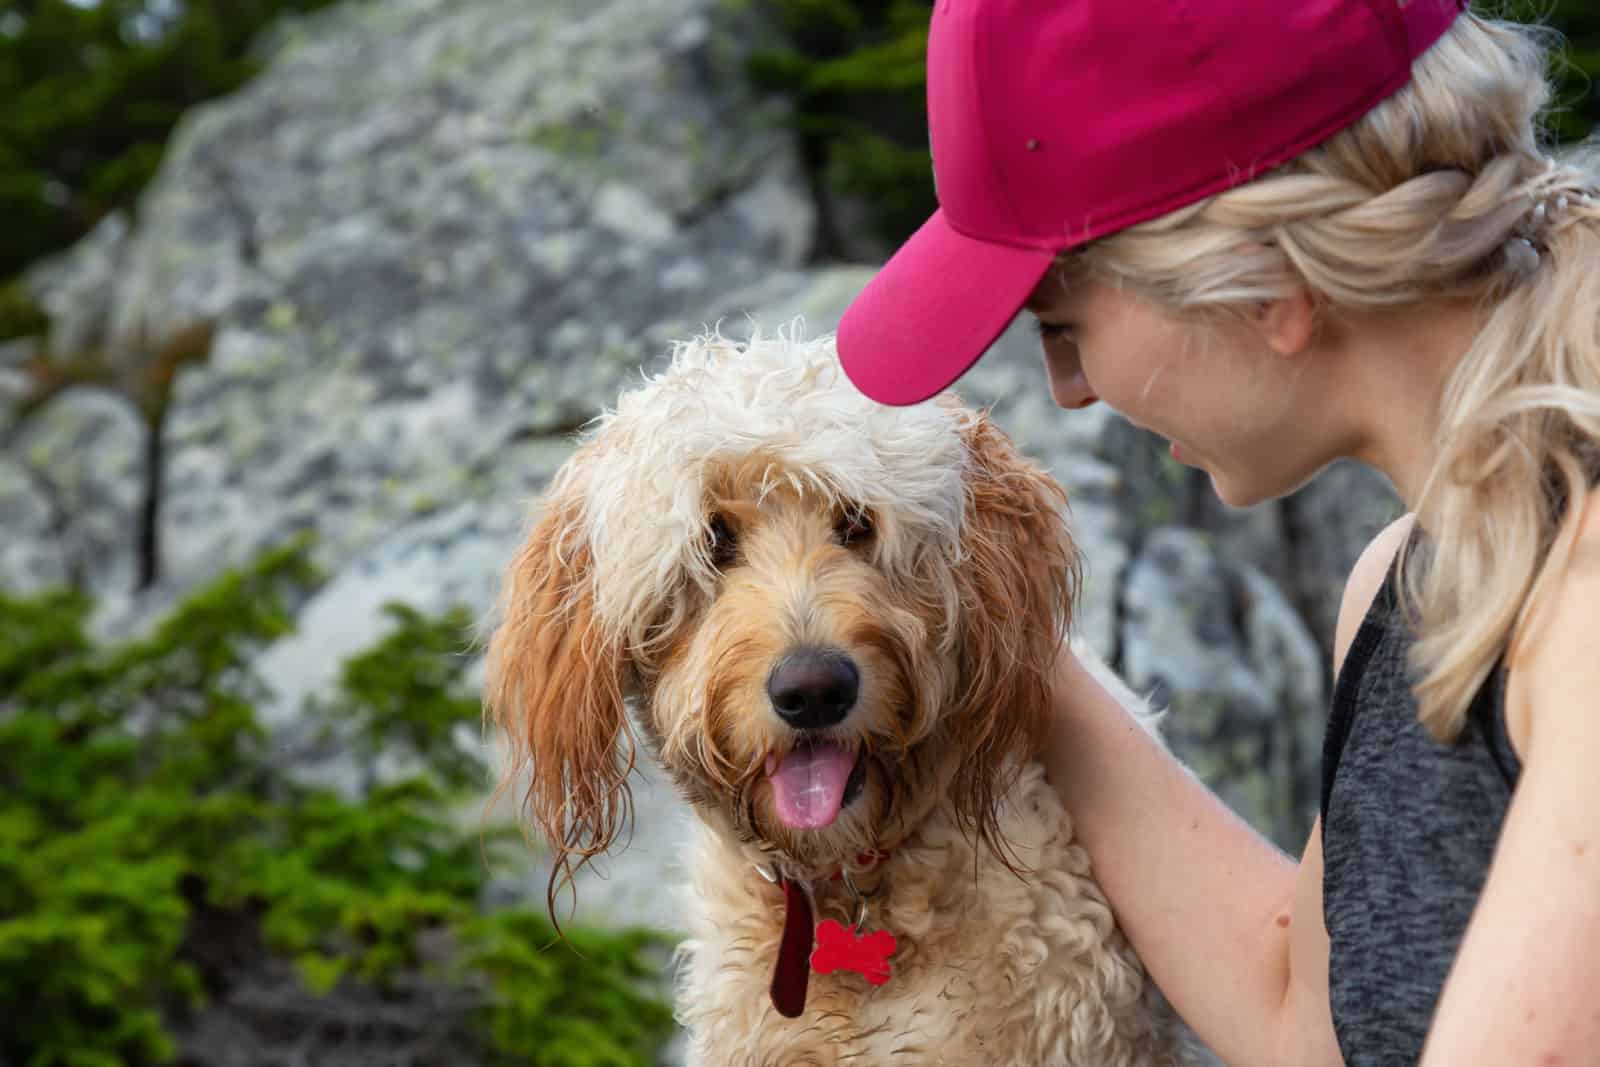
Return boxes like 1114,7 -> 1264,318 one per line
835,1 -> 1600,1064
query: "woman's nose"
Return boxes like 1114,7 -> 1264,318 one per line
1049,369 -> 1100,410
1042,346 -> 1099,410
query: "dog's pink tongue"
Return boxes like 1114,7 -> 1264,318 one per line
769,742 -> 855,829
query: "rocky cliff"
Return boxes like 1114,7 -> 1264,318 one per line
1,0 -> 1400,1046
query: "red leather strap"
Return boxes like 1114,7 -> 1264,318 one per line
769,876 -> 814,1018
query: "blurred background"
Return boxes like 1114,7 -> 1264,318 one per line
1,1 -> 1596,1064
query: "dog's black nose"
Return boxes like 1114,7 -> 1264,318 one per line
767,650 -> 860,730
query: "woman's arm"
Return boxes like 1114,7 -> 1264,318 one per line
1046,649 -> 1340,1067
1042,515 -> 1415,1066
1420,502 -> 1600,1065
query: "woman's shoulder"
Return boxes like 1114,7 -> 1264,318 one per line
1333,513 -> 1416,679
1514,496 -> 1600,662
1505,496 -> 1600,755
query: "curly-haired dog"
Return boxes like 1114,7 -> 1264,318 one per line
485,330 -> 1194,1065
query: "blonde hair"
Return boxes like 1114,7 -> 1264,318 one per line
1066,11 -> 1600,741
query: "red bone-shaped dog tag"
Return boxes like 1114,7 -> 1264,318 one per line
810,918 -> 897,985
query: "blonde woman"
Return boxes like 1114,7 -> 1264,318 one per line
836,1 -> 1600,1064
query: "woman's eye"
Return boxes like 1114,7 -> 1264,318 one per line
707,514 -> 738,568
1034,319 -> 1076,342
835,508 -> 875,546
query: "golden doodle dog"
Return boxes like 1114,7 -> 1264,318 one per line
485,329 -> 1195,1065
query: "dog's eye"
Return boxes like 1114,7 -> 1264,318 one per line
835,508 -> 875,547
707,513 -> 739,568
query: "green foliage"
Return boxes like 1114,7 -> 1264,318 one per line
0,0 -> 342,281
308,602 -> 490,793
1500,0 -> 1600,144
752,0 -> 1600,249
747,0 -> 937,250
460,912 -> 677,1067
0,278 -> 50,341
0,539 -> 675,1067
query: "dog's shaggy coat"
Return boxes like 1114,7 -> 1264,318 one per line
486,330 -> 1193,1065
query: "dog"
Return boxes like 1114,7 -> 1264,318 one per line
485,328 -> 1194,1065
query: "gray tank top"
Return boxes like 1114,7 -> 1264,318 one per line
1320,556 -> 1521,1066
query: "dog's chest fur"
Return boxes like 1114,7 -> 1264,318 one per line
672,764 -> 1191,1066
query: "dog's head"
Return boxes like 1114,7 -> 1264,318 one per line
486,330 -> 1079,913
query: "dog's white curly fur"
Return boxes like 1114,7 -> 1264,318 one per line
562,327 -> 976,655
486,325 -> 1196,1066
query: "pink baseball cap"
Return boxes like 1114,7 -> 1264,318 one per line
837,0 -> 1467,406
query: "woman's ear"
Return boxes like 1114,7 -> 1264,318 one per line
485,467 -> 634,925
1255,284 -> 1318,356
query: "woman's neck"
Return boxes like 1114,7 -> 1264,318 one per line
1337,298 -> 1488,509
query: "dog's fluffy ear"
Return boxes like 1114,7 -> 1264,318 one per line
947,411 -> 1080,860
485,470 -> 634,923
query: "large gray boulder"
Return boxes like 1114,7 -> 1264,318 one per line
6,0 -> 812,616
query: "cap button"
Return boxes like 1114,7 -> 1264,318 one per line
1025,138 -> 1041,152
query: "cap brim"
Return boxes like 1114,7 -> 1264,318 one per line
838,209 -> 1056,406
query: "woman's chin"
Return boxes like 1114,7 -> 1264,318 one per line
1202,465 -> 1253,508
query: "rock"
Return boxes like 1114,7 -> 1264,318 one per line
0,387 -> 145,596
1121,528 -> 1326,846
21,212 -> 131,363
2,0 -> 1403,1032
43,0 -> 811,630
0,1 -> 1405,1061
1283,459 -> 1403,653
